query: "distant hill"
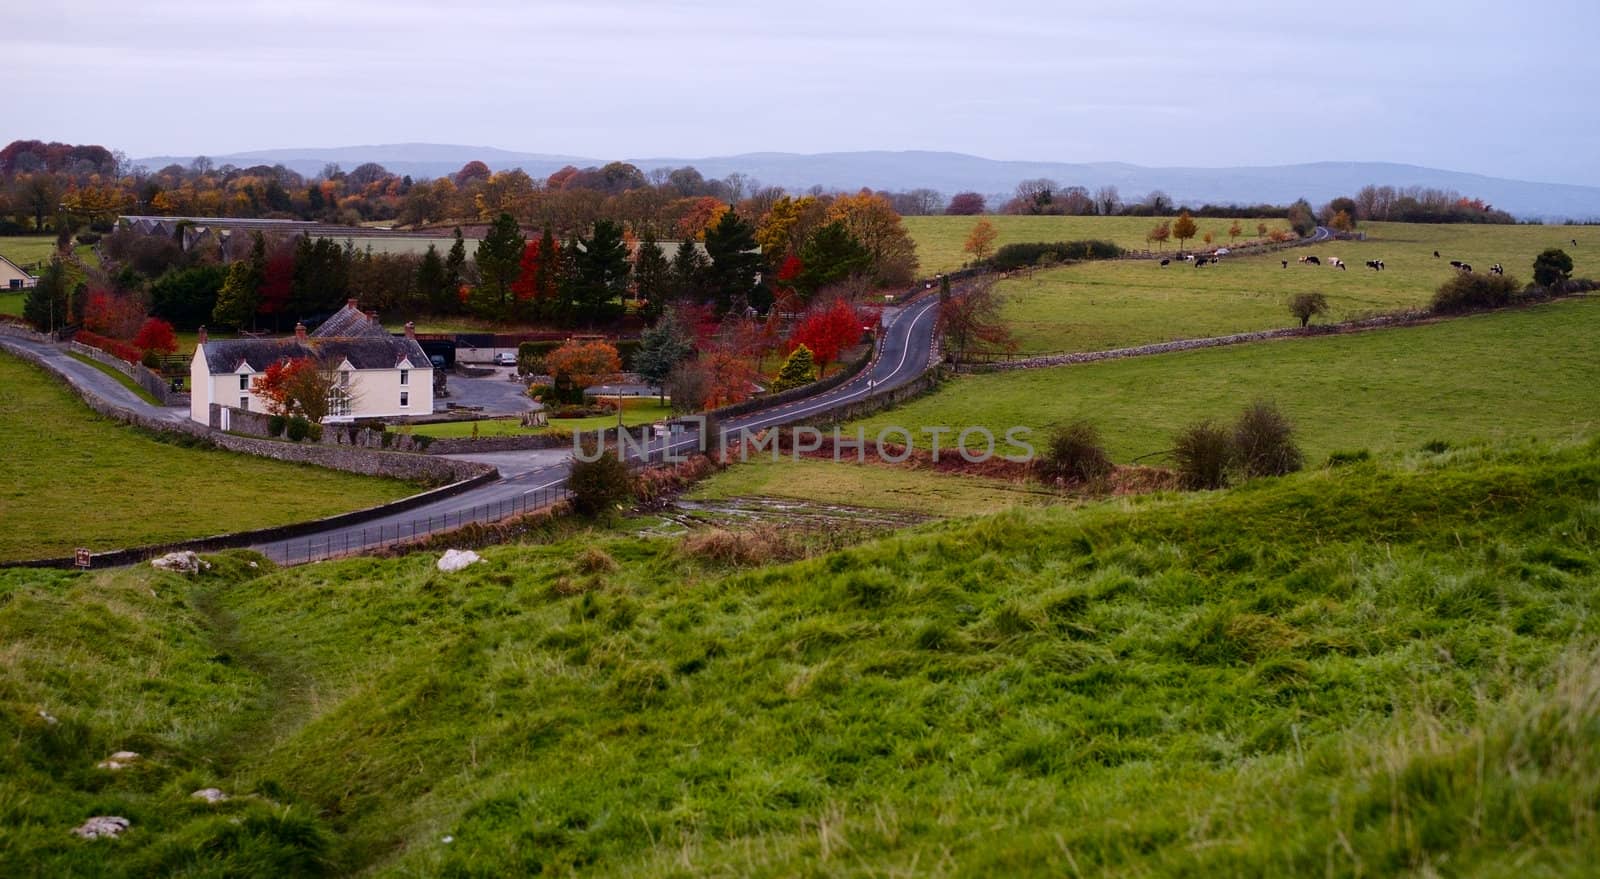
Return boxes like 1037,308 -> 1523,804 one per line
133,144 -> 1600,220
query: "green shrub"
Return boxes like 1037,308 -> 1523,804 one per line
1431,272 -> 1524,313
1325,449 -> 1372,467
1532,248 -> 1573,288
1233,400 -> 1304,477
285,417 -> 310,442
140,349 -> 162,370
517,340 -> 563,374
566,448 -> 633,517
770,345 -> 818,392
1036,420 -> 1114,486
1287,292 -> 1329,327
307,422 -> 323,442
1173,419 -> 1236,490
267,415 -> 286,437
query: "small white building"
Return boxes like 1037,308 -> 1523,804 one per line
190,299 -> 433,425
0,254 -> 37,290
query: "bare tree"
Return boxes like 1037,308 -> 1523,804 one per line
939,278 -> 1017,364
1095,185 -> 1121,216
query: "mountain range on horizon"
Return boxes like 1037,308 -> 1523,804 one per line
131,143 -> 1600,221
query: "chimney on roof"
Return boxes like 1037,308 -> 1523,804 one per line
366,310 -> 379,324
197,326 -> 207,345
403,321 -> 416,340
346,297 -> 358,310
295,322 -> 307,343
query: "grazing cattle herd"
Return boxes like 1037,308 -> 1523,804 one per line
1149,236 -> 1577,283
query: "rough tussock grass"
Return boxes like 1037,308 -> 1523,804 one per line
4,438 -> 1600,875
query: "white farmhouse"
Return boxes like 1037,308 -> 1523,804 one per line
190,299 -> 433,425
0,254 -> 37,290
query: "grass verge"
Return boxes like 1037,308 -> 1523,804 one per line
66,351 -> 161,406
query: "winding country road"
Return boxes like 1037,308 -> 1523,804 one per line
3,226 -> 1330,564
248,286 -> 949,562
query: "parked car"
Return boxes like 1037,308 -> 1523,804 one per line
493,352 -> 517,367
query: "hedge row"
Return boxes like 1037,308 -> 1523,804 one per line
990,240 -> 1124,271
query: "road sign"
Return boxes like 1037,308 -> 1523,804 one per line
74,548 -> 91,569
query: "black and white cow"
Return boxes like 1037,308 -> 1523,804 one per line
1365,259 -> 1385,271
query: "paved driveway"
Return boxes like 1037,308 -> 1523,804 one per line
437,367 -> 537,415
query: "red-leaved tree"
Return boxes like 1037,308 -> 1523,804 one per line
80,288 -> 146,339
511,237 -> 560,302
131,317 -> 178,354
788,299 -> 864,369
257,244 -> 294,327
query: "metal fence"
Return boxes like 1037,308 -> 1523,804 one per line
262,483 -> 572,566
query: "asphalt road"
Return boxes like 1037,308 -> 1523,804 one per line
249,288 -> 948,563
0,334 -> 190,424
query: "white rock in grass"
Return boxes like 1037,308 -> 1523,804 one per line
38,709 -> 58,725
191,788 -> 228,804
73,816 -> 130,839
150,551 -> 203,574
96,750 -> 140,770
437,549 -> 482,572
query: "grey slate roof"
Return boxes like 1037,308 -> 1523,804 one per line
311,302 -> 391,339
202,335 -> 428,375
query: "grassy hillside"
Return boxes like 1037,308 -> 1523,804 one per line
903,215 -> 1293,275
5,437 -> 1600,875
988,221 -> 1597,355
855,298 -> 1600,463
0,353 -> 419,560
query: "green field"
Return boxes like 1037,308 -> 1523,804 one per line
987,221 -> 1598,355
0,291 -> 21,317
5,437 -> 1600,874
411,399 -> 673,438
690,457 -> 1053,516
903,214 -> 1293,275
0,235 -> 98,271
854,298 -> 1600,463
0,353 -> 420,560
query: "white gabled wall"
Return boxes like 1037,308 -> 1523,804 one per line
331,364 -> 433,421
188,347 -> 433,424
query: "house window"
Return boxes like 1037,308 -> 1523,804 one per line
239,374 -> 249,391
400,391 -> 410,408
339,370 -> 350,386
399,369 -> 409,386
239,396 -> 249,410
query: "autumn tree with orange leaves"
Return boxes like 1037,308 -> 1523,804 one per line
963,219 -> 998,263
544,339 -> 622,400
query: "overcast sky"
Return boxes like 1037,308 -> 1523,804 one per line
6,0 -> 1597,185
